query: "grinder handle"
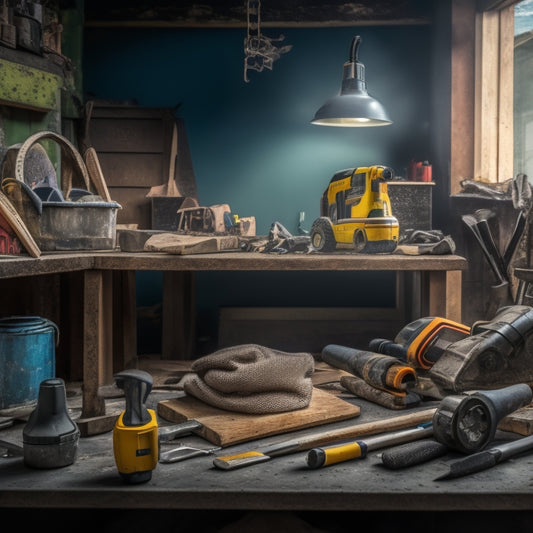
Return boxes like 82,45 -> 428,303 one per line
475,383 -> 533,422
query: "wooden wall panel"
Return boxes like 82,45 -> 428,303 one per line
88,103 -> 175,229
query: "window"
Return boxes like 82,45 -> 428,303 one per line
514,0 -> 533,180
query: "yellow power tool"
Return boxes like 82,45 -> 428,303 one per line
113,369 -> 158,484
310,165 -> 399,253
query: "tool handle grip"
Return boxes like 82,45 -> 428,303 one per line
307,441 -> 366,469
380,439 -> 448,469
498,434 -> 533,460
439,450 -> 499,480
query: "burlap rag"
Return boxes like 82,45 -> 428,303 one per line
180,344 -> 315,414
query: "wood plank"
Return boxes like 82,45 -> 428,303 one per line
162,271 -> 196,360
144,233 -> 240,254
81,269 -> 106,420
474,7 -> 515,182
157,387 -> 360,447
497,5 -> 514,179
450,0 -> 476,194
0,190 -> 40,257
499,403 -> 533,436
98,153 -> 167,187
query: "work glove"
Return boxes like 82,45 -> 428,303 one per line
181,344 -> 315,414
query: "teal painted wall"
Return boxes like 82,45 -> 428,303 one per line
83,25 -> 432,353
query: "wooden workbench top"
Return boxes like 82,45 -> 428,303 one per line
0,250 -> 468,278
0,390 -> 530,513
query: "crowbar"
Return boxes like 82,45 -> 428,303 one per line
213,407 -> 437,470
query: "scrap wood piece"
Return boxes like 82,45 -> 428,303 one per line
0,190 -> 40,257
157,387 -> 360,447
144,233 -> 240,255
498,402 -> 533,436
117,228 -> 165,252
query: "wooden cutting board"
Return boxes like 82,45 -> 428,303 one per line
157,387 -> 360,446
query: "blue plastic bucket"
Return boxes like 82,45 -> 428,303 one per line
0,316 -> 58,410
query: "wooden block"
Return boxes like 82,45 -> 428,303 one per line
499,404 -> 533,436
76,413 -> 119,437
144,233 -> 239,254
117,228 -> 165,252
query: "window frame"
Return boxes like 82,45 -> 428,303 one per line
450,0 -> 519,194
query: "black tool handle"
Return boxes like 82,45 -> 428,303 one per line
498,434 -> 533,461
114,369 -> 153,427
380,439 -> 448,469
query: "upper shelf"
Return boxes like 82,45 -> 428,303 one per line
84,0 -> 432,28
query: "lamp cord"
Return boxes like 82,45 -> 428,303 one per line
349,35 -> 361,63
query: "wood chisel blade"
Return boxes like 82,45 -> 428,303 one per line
213,442 -> 301,470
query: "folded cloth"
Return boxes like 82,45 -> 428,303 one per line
180,344 -> 315,414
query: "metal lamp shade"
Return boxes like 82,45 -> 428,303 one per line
312,36 -> 392,127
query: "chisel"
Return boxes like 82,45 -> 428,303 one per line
213,407 -> 436,470
306,423 -> 433,468
434,434 -> 533,480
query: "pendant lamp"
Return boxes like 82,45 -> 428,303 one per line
311,35 -> 392,127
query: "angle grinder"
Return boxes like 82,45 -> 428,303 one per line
113,369 -> 158,484
432,383 -> 533,453
380,383 -> 533,469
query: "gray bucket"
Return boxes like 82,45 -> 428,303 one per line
0,316 -> 58,411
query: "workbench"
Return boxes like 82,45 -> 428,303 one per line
1,388 -> 533,524
0,251 -> 466,429
3,251 -> 533,525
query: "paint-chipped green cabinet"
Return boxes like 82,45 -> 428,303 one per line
0,58 -> 62,112
0,1 -> 83,150
0,47 -> 65,149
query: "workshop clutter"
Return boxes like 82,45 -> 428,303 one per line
175,202 -> 256,237
0,131 -> 121,252
327,305 -> 533,405
407,159 -> 432,182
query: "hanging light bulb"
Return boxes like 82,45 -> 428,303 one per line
311,35 -> 392,127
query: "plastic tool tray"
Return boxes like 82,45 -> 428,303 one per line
1,131 -> 121,251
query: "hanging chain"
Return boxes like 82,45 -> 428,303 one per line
244,0 -> 292,82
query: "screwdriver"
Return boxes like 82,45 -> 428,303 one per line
306,422 -> 433,469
